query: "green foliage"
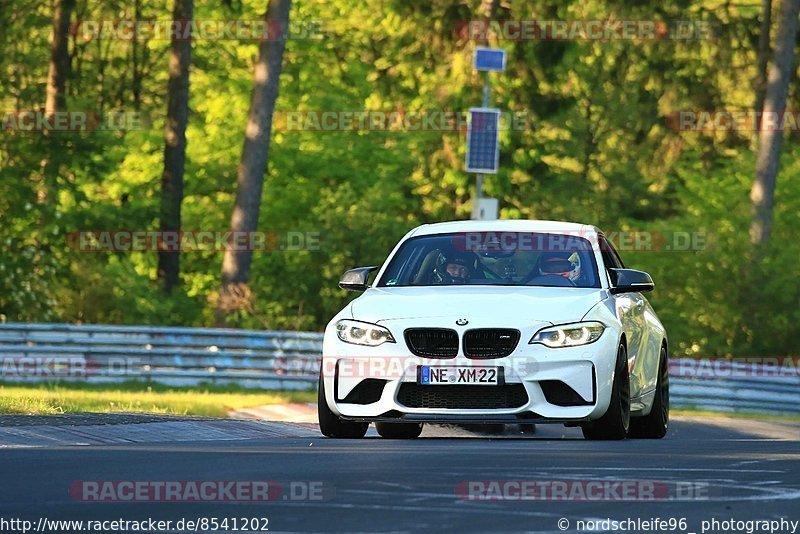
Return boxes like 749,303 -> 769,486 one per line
1,0 -> 798,355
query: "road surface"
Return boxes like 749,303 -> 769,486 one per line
0,414 -> 797,533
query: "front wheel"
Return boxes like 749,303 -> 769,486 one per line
375,422 -> 423,439
628,346 -> 669,439
318,374 -> 369,438
582,342 -> 630,440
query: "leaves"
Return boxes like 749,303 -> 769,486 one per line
1,0 -> 798,355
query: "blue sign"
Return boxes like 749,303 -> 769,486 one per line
420,366 -> 431,384
465,108 -> 501,174
474,47 -> 506,72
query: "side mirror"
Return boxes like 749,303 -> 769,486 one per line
608,268 -> 654,294
338,266 -> 379,292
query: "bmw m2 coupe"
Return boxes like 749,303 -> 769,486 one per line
318,220 -> 669,440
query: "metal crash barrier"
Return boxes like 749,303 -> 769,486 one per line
1,323 -> 798,416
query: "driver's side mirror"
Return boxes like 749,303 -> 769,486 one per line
338,266 -> 379,292
608,268 -> 654,294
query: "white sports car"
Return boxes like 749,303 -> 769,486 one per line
318,220 -> 669,440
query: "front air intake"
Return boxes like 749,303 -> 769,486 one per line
463,329 -> 520,359
397,384 -> 528,409
404,328 -> 459,358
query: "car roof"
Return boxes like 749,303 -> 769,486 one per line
408,219 -> 599,237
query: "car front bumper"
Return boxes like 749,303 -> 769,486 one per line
321,318 -> 620,424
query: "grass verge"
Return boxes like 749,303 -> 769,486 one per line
0,381 -> 316,418
672,408 -> 800,423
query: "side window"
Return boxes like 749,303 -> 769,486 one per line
609,241 -> 626,269
599,236 -> 621,271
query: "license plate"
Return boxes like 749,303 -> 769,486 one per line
418,366 -> 500,385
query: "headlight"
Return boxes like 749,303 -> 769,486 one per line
529,322 -> 605,348
336,319 -> 395,346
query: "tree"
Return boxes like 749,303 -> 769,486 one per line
754,0 -> 773,123
40,0 -> 75,214
45,0 -> 74,114
217,0 -> 292,323
157,0 -> 193,294
131,0 -> 144,111
749,0 -> 800,248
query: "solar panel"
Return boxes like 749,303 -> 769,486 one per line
465,108 -> 500,174
474,47 -> 506,72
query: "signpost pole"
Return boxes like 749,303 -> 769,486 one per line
482,71 -> 490,108
467,47 -> 505,220
476,71 -> 491,200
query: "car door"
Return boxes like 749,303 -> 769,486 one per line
599,235 -> 648,398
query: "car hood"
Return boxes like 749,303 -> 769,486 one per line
349,286 -> 607,325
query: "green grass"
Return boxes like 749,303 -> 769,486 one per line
4,382 -> 795,423
672,408 -> 800,423
0,381 -> 316,418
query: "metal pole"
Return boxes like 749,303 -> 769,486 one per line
476,71 -> 491,201
482,70 -> 490,107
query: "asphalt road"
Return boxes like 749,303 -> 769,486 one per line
0,417 -> 798,533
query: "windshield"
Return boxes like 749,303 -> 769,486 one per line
378,232 -> 600,288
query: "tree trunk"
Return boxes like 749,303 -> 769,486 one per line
749,0 -> 800,248
40,0 -> 74,211
131,0 -> 143,111
45,0 -> 74,115
157,0 -> 193,294
475,0 -> 499,46
754,0 -> 772,116
479,0 -> 499,19
217,0 -> 292,324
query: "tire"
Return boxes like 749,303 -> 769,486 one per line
629,346 -> 669,439
375,422 -> 423,439
582,342 -> 630,440
317,374 -> 369,438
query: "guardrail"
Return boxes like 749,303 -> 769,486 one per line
669,359 -> 800,417
0,323 -> 798,416
0,323 -> 321,390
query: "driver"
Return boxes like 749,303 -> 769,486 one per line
434,251 -> 476,284
536,251 -> 581,282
